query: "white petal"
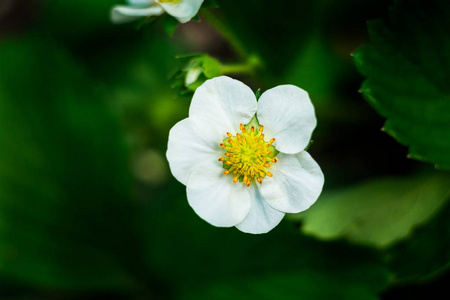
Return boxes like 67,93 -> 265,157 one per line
257,85 -> 316,154
187,161 -> 251,227
259,152 -> 324,213
110,5 -> 164,24
166,118 -> 218,186
158,0 -> 204,23
235,186 -> 285,234
127,0 -> 154,6
189,76 -> 257,148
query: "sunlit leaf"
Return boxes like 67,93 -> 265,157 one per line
298,172 -> 450,248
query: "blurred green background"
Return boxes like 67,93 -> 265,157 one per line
0,0 -> 449,299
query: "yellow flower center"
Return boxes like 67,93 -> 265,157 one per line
218,123 -> 279,187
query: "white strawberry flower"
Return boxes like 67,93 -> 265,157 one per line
166,76 -> 324,234
111,0 -> 204,24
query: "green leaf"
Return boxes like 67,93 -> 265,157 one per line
0,39 -> 144,290
201,55 -> 221,78
177,54 -> 221,78
171,54 -> 221,94
353,0 -> 450,169
298,172 -> 450,248
387,197 -> 450,281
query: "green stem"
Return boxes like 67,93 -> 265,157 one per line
200,8 -> 248,61
220,63 -> 254,75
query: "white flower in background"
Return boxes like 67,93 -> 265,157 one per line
111,0 -> 204,24
166,76 -> 324,234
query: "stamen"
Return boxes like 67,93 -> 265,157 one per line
218,123 -> 279,186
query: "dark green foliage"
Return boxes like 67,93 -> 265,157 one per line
163,15 -> 179,37
1,0 -> 450,298
387,198 -> 450,282
0,39 -> 143,290
202,0 -> 219,8
0,37 -> 391,300
37,0 -> 119,40
353,0 -> 450,169
141,187 -> 390,300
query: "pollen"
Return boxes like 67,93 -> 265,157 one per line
218,121 -> 279,187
